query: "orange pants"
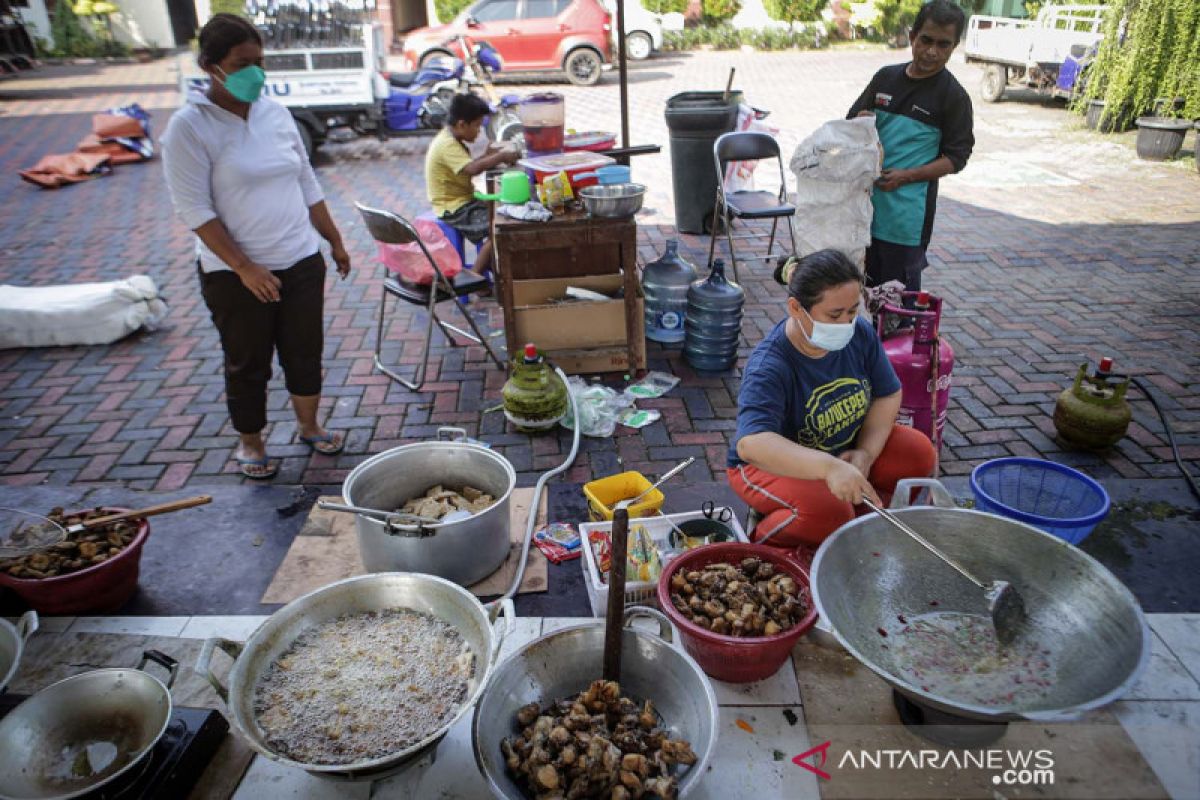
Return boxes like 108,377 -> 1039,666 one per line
727,424 -> 936,548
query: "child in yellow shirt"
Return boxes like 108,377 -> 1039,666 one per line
425,94 -> 518,278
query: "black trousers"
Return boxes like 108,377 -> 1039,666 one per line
864,238 -> 928,292
199,252 -> 325,434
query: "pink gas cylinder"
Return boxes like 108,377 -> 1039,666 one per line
876,291 -> 954,452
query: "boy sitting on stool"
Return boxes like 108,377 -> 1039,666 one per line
424,94 -> 519,279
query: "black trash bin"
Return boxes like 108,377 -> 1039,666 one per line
665,91 -> 743,234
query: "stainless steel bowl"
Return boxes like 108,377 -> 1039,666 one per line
580,182 -> 646,218
473,608 -> 718,799
197,573 -> 514,781
0,611 -> 36,694
811,478 -> 1150,723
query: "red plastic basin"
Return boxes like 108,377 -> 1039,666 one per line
657,542 -> 818,683
0,508 -> 149,615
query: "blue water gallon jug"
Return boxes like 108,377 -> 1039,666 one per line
684,259 -> 744,372
642,239 -> 698,343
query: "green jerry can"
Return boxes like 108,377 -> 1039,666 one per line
1053,357 -> 1132,450
502,343 -> 568,433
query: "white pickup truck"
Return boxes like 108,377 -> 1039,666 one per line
179,23 -> 391,155
963,4 -> 1105,103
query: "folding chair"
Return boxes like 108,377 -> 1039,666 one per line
356,202 -> 504,392
706,131 -> 798,283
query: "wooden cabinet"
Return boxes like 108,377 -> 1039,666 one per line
493,209 -> 645,374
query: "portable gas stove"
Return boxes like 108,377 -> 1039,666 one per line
0,694 -> 228,799
892,690 -> 1009,747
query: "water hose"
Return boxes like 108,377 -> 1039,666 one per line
486,366 -> 581,608
1130,376 -> 1200,503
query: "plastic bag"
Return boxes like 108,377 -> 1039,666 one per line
789,117 -> 882,267
559,377 -> 633,438
624,371 -> 680,400
376,217 -> 463,285
0,275 -> 167,349
724,104 -> 781,194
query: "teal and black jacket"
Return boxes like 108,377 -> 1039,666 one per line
847,64 -> 974,248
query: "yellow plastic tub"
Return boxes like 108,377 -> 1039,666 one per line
583,471 -> 665,521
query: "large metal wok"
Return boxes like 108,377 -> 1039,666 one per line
0,611 -> 36,694
0,650 -> 178,800
197,572 -> 513,781
811,478 -> 1150,723
473,608 -> 719,799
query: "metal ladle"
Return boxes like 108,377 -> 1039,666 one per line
613,457 -> 695,512
317,500 -> 445,526
861,497 -> 1027,645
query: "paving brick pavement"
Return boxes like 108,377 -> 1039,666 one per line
0,48 -> 1196,492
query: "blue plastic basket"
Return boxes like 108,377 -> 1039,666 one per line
969,457 -> 1111,545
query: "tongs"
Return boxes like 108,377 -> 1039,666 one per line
861,497 -> 1027,645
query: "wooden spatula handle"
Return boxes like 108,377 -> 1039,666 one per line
79,495 -> 213,529
603,508 -> 630,683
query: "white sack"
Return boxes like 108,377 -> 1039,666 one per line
0,275 -> 168,349
789,117 -> 882,267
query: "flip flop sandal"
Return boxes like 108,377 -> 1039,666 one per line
237,455 -> 278,480
299,432 -> 345,456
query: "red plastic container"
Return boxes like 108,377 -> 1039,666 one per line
0,508 -> 150,615
563,131 -> 617,152
518,151 -> 615,192
657,542 -> 818,683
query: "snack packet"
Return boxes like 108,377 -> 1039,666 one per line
534,522 -> 582,564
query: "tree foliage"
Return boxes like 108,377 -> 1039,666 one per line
434,0 -> 476,24
643,0 -> 688,13
702,0 -> 742,24
1082,0 -> 1200,127
764,0 -> 828,26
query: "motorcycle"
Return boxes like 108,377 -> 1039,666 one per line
452,36 -> 524,146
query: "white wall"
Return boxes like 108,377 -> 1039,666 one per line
110,0 -> 176,47
16,0 -> 54,49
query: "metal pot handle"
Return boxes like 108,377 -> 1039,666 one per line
16,610 -> 38,643
487,598 -> 515,663
138,649 -> 179,689
437,426 -> 468,442
890,478 -> 956,509
623,606 -> 673,644
196,637 -> 244,702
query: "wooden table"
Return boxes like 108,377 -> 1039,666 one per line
492,207 -> 646,374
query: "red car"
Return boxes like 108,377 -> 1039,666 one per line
400,0 -> 612,86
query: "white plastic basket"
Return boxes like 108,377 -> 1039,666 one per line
580,507 -> 748,617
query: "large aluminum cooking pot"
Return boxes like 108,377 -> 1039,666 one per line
197,572 -> 513,781
473,608 -> 718,799
811,478 -> 1150,723
0,611 -> 36,694
0,650 -> 178,800
342,427 -> 515,586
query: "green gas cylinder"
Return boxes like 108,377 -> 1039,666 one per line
1053,358 -> 1132,450
502,344 -> 568,433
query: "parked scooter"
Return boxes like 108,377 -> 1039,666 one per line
449,35 -> 524,145
379,54 -> 466,133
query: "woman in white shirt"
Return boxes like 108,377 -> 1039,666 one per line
162,14 -> 351,479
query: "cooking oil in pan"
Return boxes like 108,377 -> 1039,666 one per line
886,611 -> 1056,708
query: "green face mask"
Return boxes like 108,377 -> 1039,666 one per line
216,64 -> 265,103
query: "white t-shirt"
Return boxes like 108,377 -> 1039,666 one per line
161,92 -> 324,272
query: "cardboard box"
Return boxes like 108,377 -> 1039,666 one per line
512,274 -> 631,352
542,345 -> 641,375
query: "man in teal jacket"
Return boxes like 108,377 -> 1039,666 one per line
848,0 -> 974,291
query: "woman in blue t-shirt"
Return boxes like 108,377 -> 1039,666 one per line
727,249 -> 935,548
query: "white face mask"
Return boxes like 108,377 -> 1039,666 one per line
799,305 -> 856,351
